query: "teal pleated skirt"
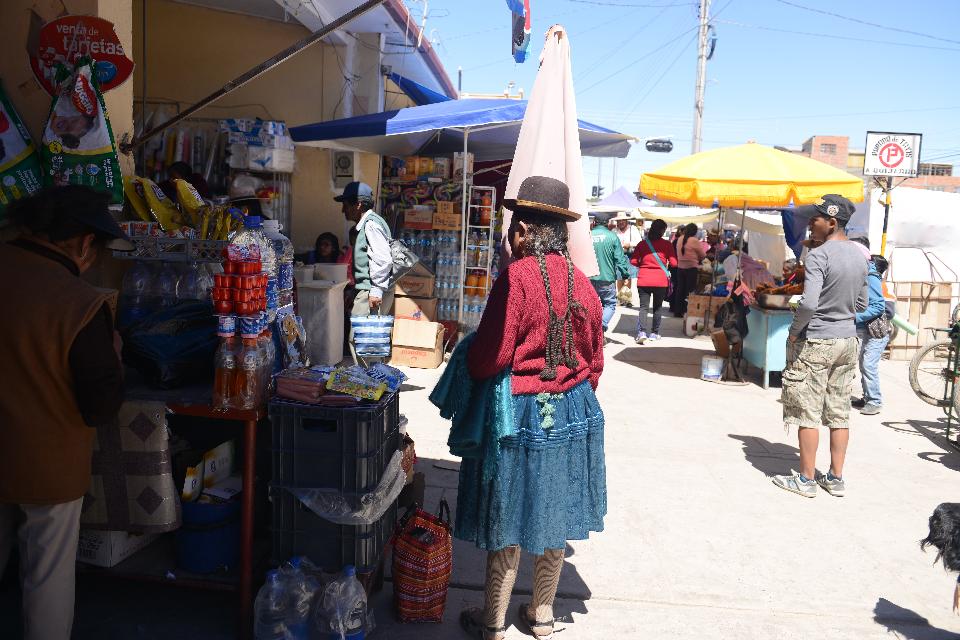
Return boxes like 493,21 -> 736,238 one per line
454,379 -> 607,555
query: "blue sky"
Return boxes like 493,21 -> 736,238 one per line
409,0 -> 960,193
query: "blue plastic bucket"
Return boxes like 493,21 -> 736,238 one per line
175,499 -> 241,574
701,355 -> 724,382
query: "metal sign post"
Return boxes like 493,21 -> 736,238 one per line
863,131 -> 923,255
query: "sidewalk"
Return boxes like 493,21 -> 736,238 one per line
376,306 -> 960,639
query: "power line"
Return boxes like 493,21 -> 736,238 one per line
576,23 -> 701,93
773,0 -> 960,46
565,0 -> 695,6
717,19 -> 960,52
618,32 -> 698,128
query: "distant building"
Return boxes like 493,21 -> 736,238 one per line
791,135 -> 960,193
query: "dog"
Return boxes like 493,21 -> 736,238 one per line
919,502 -> 960,613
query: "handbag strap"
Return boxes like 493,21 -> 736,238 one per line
645,237 -> 671,277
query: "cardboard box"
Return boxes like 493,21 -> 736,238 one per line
436,200 -> 459,216
77,530 -> 159,568
431,157 -> 451,179
432,212 -> 462,231
687,294 -> 729,317
454,151 -> 474,181
390,319 -> 444,369
247,147 -> 295,173
395,262 -> 436,297
394,296 -> 439,322
403,207 -> 434,231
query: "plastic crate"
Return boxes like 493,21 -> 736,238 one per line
268,393 -> 401,493
271,491 -> 397,572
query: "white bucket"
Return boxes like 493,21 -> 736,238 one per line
701,355 -> 724,381
314,263 -> 348,283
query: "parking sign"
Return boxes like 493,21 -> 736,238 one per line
863,131 -> 922,177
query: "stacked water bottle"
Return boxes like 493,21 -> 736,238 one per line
118,261 -> 214,328
254,557 -> 371,640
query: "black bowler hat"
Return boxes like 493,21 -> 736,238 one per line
504,176 -> 581,221
795,194 -> 856,223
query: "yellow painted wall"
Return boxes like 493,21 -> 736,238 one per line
133,0 -> 376,249
0,0 -> 135,175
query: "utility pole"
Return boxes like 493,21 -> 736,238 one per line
597,157 -> 602,195
691,0 -> 710,154
612,157 -> 618,194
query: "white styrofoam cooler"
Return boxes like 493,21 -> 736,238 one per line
297,280 -> 349,366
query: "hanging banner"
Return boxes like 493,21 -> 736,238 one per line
30,15 -> 134,96
0,83 -> 44,219
507,0 -> 531,63
41,57 -> 124,203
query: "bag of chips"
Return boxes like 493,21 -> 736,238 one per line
0,82 -> 43,220
40,57 -> 123,203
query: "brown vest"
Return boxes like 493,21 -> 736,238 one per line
0,243 -> 110,504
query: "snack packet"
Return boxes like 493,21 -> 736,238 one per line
40,57 -> 122,203
325,367 -> 387,401
174,178 -> 206,227
0,82 -> 43,219
138,176 -> 183,231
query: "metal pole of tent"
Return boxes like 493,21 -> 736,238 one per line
702,206 -> 723,336
736,201 -> 747,281
458,129 -> 469,328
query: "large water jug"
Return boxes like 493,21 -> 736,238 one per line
311,565 -> 367,639
253,570 -> 288,640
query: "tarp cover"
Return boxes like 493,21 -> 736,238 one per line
289,98 -> 634,161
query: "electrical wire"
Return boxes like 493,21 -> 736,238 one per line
616,32 -> 698,128
565,0 -> 695,6
773,0 -> 960,46
716,19 -> 960,52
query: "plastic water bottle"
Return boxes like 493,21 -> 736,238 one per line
154,262 -> 180,308
282,557 -> 321,640
312,565 -> 367,640
119,260 -> 153,328
254,570 -> 288,640
177,262 -> 213,301
262,219 -> 295,310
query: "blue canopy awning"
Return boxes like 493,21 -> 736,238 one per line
290,98 -> 635,161
387,72 -> 451,106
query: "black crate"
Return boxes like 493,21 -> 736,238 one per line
270,491 -> 397,573
269,393 -> 401,493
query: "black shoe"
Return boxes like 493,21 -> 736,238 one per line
850,397 -> 865,409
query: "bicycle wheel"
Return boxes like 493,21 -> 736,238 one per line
909,341 -> 955,406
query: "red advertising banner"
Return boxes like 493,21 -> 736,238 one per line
30,15 -> 134,95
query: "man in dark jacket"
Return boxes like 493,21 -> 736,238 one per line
0,186 -> 131,640
589,212 -> 630,332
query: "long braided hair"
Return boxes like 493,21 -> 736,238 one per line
514,208 -> 584,381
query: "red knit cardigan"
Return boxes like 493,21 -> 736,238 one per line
467,254 -> 604,394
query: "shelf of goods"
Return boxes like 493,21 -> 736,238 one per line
460,185 -> 498,332
114,236 -> 227,263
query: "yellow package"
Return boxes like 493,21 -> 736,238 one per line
123,176 -> 152,222
139,176 -> 184,231
174,178 -> 205,227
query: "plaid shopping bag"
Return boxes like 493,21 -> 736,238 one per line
392,500 -> 452,623
351,314 -> 394,358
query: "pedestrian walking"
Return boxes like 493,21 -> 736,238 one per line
772,195 -> 868,499
0,186 -> 130,640
673,223 -> 706,316
849,237 -> 891,416
589,211 -> 630,332
448,176 -> 606,640
631,218 -> 677,344
337,181 -> 394,317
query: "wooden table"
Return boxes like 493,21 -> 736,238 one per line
743,305 -> 794,388
166,401 -> 265,640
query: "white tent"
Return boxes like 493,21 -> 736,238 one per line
849,186 -> 960,283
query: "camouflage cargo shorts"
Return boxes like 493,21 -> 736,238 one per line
781,337 -> 859,430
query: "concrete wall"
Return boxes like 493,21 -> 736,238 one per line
133,0 -> 383,248
0,0 -> 135,175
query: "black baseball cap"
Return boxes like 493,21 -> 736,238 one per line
795,194 -> 856,223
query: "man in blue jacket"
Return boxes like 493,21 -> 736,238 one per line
851,237 -> 890,416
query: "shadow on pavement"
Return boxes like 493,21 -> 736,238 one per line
613,346 -> 708,379
410,457 -> 593,628
882,419 -> 960,472
872,597 -> 960,639
728,434 -> 800,476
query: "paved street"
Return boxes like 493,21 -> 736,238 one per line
375,306 -> 960,639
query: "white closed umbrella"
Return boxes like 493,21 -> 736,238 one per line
501,25 -> 599,277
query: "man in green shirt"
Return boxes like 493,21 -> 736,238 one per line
589,212 -> 630,332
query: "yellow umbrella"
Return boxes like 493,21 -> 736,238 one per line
639,143 -> 864,207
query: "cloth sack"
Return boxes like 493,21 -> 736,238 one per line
392,500 -> 452,623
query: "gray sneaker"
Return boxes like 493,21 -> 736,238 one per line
772,471 -> 817,498
815,470 -> 846,497
860,403 -> 881,416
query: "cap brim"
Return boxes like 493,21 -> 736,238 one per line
78,211 -> 135,251
333,195 -> 347,202
504,198 -> 581,221
793,204 -> 821,219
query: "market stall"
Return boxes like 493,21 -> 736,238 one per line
639,142 -> 864,382
290,97 -> 635,334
